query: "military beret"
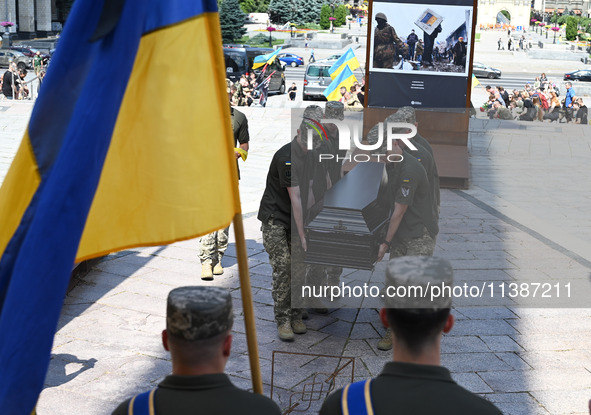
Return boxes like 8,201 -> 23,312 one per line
375,12 -> 387,21
325,101 -> 345,121
383,256 -> 453,312
167,286 -> 234,341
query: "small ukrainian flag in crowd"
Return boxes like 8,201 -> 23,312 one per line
323,65 -> 358,101
328,48 -> 360,79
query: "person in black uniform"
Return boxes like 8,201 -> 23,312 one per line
111,286 -> 280,415
319,257 -> 503,415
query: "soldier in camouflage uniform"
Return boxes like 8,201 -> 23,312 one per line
200,104 -> 250,280
320,257 -> 503,415
367,122 -> 439,350
305,102 -> 347,306
397,106 -> 440,218
373,12 -> 408,69
112,286 -> 281,415
258,108 -> 324,340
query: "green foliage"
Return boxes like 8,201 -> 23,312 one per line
319,4 -> 331,29
268,0 -> 295,24
551,13 -> 558,24
334,4 -> 348,26
220,0 -> 247,43
240,0 -> 270,13
566,16 -> 578,40
500,10 -> 510,21
294,0 -> 323,25
558,16 -> 568,25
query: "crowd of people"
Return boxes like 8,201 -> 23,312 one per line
336,79 -> 365,109
484,76 -> 587,124
1,61 -> 46,101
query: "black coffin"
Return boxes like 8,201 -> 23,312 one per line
305,162 -> 392,270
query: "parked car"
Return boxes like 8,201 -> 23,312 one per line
564,70 -> 591,82
325,54 -> 342,61
223,46 -> 286,94
10,46 -> 50,65
0,50 -> 32,71
472,62 -> 501,79
278,53 -> 304,67
303,63 -> 332,101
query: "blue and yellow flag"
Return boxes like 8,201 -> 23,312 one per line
323,65 -> 358,102
328,48 -> 360,79
471,74 -> 481,88
252,47 -> 282,69
0,0 -> 240,412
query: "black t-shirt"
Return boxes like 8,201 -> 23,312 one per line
288,85 -> 297,100
320,362 -> 503,415
112,374 -> 281,415
387,155 -> 438,240
231,107 -> 249,179
2,71 -> 14,98
258,140 -> 309,229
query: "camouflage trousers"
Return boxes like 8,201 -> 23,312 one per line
261,219 -> 305,326
390,227 -> 436,258
306,265 -> 343,307
199,226 -> 229,264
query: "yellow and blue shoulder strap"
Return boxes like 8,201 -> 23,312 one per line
127,389 -> 156,415
341,379 -> 374,415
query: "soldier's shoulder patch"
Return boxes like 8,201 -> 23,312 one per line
401,185 -> 411,197
285,162 -> 291,179
402,178 -> 410,183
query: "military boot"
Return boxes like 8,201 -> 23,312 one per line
213,254 -> 224,275
291,319 -> 307,334
277,321 -> 295,341
377,327 -> 393,351
201,262 -> 213,281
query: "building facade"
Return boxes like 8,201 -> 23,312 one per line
533,0 -> 591,17
0,0 -> 67,39
477,0 -> 531,29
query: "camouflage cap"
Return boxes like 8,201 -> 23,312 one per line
303,105 -> 324,124
375,12 -> 387,21
398,106 -> 417,124
383,256 -> 453,311
167,286 -> 233,341
325,101 -> 345,121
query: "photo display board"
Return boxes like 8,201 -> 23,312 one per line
367,0 -> 474,108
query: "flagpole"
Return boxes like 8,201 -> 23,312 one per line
232,212 -> 263,394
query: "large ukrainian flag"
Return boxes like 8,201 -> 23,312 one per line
0,0 -> 239,412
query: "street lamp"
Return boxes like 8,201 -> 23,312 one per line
552,25 -> 559,44
267,26 -> 276,47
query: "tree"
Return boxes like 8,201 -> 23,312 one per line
566,16 -> 578,40
319,4 -> 331,29
294,0 -> 323,25
240,0 -> 270,13
334,4 -> 348,26
268,0 -> 295,24
220,0 -> 247,43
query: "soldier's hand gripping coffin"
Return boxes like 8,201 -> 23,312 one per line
304,162 -> 392,270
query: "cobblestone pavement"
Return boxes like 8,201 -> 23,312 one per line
1,89 -> 591,414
